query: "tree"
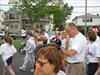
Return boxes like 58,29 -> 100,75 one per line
9,0 -> 73,30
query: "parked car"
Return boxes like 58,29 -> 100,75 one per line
10,33 -> 22,40
0,31 -> 5,39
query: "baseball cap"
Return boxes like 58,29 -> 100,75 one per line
26,31 -> 33,36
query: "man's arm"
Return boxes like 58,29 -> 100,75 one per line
63,49 -> 77,57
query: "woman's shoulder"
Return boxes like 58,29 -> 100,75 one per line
0,43 -> 7,47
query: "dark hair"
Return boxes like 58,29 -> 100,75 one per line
22,27 -> 25,30
54,39 -> 61,50
36,44 -> 64,73
87,30 -> 97,42
4,35 -> 12,45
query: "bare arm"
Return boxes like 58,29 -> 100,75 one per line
63,49 -> 77,57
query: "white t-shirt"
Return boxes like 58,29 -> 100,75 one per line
23,37 -> 36,53
0,43 -> 17,61
95,36 -> 100,57
21,29 -> 26,36
67,33 -> 87,63
85,42 -> 99,63
57,70 -> 66,75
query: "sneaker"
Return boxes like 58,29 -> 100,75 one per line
19,66 -> 26,71
30,69 -> 34,72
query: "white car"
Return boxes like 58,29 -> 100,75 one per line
0,31 -> 5,39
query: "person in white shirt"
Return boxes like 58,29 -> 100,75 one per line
0,35 -> 17,75
19,31 -> 36,72
95,36 -> 100,75
85,30 -> 99,75
64,22 -> 87,75
92,28 -> 100,75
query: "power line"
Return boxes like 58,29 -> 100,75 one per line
0,4 -> 15,6
73,6 -> 100,8
72,12 -> 100,13
65,0 -> 100,1
0,4 -> 100,7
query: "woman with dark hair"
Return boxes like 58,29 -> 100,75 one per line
0,35 -> 17,75
34,44 -> 66,75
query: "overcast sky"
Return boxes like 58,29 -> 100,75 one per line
0,0 -> 100,21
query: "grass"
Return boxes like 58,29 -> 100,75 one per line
0,40 -> 23,49
13,40 -> 23,49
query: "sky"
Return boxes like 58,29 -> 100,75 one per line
0,0 -> 100,21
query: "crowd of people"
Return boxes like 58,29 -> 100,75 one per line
0,22 -> 100,75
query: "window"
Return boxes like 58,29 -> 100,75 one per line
82,18 -> 93,22
90,18 -> 92,22
10,24 -> 18,29
15,25 -> 18,28
9,12 -> 16,19
36,25 -> 43,29
10,25 -> 13,28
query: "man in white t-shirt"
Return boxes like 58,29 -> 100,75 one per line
64,22 -> 87,75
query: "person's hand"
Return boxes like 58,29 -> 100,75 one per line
34,64 -> 42,75
12,53 -> 16,58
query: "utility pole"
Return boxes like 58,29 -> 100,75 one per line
85,0 -> 87,36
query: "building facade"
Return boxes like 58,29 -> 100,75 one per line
5,10 -> 22,33
5,10 -> 53,33
73,13 -> 100,27
0,9 -> 5,31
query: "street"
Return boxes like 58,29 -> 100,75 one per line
0,52 -> 33,75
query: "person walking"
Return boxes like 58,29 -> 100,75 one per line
19,31 -> 36,72
85,30 -> 99,75
0,35 -> 17,75
64,22 -> 87,75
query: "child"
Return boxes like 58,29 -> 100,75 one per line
0,35 -> 17,75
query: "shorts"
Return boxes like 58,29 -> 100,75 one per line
4,56 -> 13,66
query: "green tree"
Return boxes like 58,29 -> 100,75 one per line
9,0 -> 73,30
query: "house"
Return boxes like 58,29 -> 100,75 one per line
33,15 -> 54,32
72,13 -> 100,28
0,9 -> 5,31
4,10 -> 34,33
4,10 -> 53,33
4,10 -> 22,33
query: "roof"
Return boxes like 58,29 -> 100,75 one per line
0,9 -> 4,12
73,13 -> 100,21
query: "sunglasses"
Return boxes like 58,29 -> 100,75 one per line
36,60 -> 49,67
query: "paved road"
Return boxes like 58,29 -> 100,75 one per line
0,52 -> 33,75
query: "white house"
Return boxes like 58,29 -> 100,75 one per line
72,13 -> 100,27
0,9 -> 5,31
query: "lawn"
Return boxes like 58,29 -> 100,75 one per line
0,40 -> 23,49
